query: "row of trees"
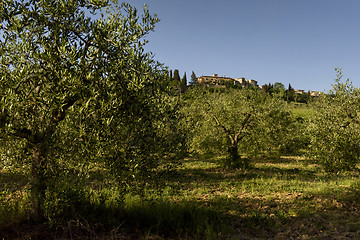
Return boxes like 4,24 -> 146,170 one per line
168,70 -> 312,104
262,82 -> 312,103
182,87 -> 303,169
181,68 -> 360,172
168,69 -> 198,93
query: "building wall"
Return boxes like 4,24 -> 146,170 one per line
198,74 -> 259,88
197,74 -> 234,86
246,79 -> 258,87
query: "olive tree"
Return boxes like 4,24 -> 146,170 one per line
308,68 -> 360,172
184,88 -> 293,169
0,0 -> 179,221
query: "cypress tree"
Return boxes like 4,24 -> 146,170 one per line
190,71 -> 198,86
173,69 -> 180,82
286,84 -> 295,103
182,72 -> 187,85
180,72 -> 187,93
169,70 -> 173,81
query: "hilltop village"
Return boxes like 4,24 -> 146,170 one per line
197,74 -> 321,97
197,74 -> 259,88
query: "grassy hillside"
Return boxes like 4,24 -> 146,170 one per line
1,154 -> 360,239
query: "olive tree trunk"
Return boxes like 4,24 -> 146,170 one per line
30,142 -> 48,222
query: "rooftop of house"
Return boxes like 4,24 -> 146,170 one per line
198,74 -> 233,80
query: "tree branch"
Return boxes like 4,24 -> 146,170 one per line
52,94 -> 80,123
208,111 -> 234,142
235,111 -> 254,141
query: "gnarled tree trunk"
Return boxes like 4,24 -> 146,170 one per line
228,137 -> 240,162
30,143 -> 48,222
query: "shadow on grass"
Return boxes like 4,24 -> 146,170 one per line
2,154 -> 360,239
194,189 -> 360,239
167,155 -> 360,187
0,194 -> 229,240
3,188 -> 359,239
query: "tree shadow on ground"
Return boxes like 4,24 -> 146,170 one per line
167,155 -> 360,187
157,154 -> 360,239
0,196 -> 230,240
199,190 -> 360,239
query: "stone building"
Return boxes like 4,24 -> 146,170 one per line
197,74 -> 258,88
309,91 -> 322,97
294,89 -> 305,94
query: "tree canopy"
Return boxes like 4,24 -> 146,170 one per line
184,88 -> 294,169
308,68 -> 360,172
0,0 -> 181,220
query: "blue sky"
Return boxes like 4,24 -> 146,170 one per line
128,0 -> 360,91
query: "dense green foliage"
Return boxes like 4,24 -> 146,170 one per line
262,82 -> 311,103
0,0 -> 183,221
183,88 -> 296,169
308,68 -> 360,172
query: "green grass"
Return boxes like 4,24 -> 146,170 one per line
1,154 -> 360,239
287,102 -> 316,119
159,155 -> 360,239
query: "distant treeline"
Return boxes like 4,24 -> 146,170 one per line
168,69 -> 312,103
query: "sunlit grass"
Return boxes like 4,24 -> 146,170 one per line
288,102 -> 317,120
1,154 -> 360,239
156,154 -> 360,238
